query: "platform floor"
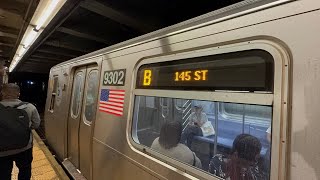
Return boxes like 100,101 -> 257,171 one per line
11,131 -> 69,180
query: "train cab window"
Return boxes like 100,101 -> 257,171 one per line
132,96 -> 272,179
71,72 -> 85,118
83,70 -> 99,124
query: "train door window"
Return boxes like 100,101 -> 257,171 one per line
49,76 -> 58,112
83,70 -> 99,124
129,46 -> 288,180
71,72 -> 85,118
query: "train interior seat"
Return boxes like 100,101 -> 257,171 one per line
193,116 -> 269,157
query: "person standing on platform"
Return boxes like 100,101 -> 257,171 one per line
0,83 -> 41,180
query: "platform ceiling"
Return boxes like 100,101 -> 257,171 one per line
1,0 -> 242,74
0,0 -> 39,67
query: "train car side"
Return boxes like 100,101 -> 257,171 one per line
44,0 -> 320,180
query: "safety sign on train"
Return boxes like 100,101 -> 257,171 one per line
103,69 -> 126,86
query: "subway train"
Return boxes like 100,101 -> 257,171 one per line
44,0 -> 320,179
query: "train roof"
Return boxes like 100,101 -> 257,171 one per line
50,0 -> 281,70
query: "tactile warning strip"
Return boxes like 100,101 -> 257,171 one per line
11,131 -> 69,180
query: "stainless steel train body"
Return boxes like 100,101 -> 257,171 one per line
44,0 -> 320,179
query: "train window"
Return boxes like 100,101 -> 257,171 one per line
71,72 -> 85,118
132,95 -> 271,179
136,50 -> 274,92
49,94 -> 56,112
52,76 -> 58,93
49,76 -> 58,112
83,70 -> 99,124
220,103 -> 272,128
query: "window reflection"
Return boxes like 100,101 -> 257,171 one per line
84,70 -> 99,123
71,72 -> 84,117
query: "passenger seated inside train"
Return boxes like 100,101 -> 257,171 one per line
181,105 -> 215,148
209,134 -> 267,180
151,121 -> 202,168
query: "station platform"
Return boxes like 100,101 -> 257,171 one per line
11,131 -> 69,180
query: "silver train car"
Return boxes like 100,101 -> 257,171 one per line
44,0 -> 320,179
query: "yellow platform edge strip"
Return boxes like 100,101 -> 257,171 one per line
32,130 -> 70,180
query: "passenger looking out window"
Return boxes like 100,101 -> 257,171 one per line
209,134 -> 267,180
151,121 -> 202,168
181,105 -> 215,148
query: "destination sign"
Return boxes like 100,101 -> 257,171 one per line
136,50 -> 274,91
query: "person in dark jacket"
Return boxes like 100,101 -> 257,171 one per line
209,134 -> 267,180
0,83 -> 41,180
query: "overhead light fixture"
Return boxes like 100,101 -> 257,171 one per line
35,0 -> 60,31
22,29 -> 38,48
17,45 -> 27,57
14,56 -> 21,62
9,0 -> 66,72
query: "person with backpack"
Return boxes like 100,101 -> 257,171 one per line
0,83 -> 41,180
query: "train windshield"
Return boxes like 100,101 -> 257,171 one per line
132,96 -> 272,179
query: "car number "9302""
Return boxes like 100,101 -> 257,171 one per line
103,69 -> 126,86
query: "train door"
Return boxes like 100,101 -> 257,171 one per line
68,65 -> 99,180
68,66 -> 86,168
79,65 -> 99,180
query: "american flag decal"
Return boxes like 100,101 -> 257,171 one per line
99,89 -> 125,116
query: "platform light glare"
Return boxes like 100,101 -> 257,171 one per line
9,0 -> 66,72
35,0 -> 60,30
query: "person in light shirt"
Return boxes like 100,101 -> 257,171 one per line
181,105 -> 208,148
151,121 -> 202,168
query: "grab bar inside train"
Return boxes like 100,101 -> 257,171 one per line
160,98 -> 169,119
